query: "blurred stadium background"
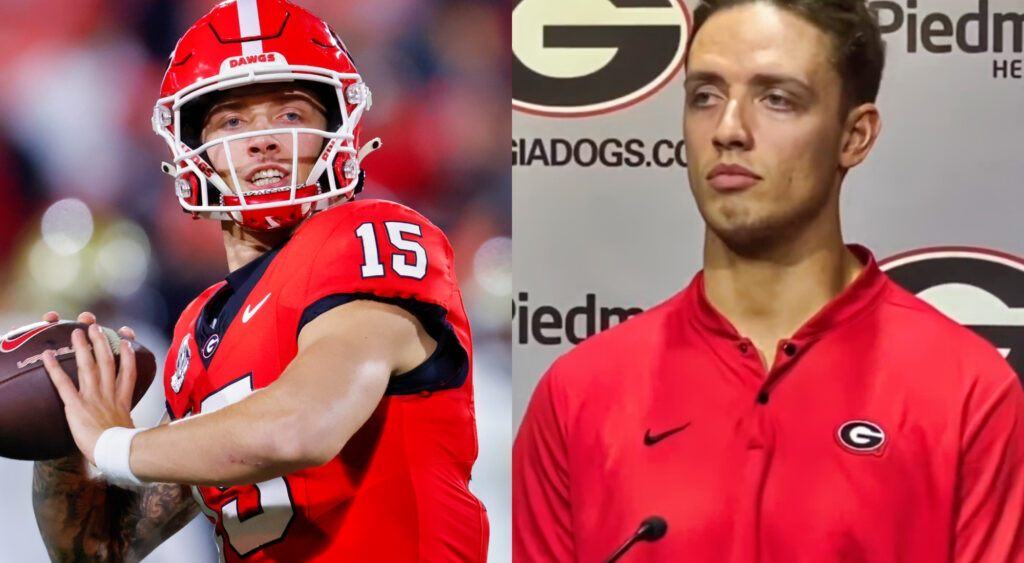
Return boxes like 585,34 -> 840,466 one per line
0,0 -> 510,560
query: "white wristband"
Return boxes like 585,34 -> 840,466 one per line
94,427 -> 146,487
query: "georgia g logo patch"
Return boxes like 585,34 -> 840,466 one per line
837,420 -> 886,454
172,333 -> 191,394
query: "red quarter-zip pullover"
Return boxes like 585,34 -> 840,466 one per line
514,246 -> 1024,563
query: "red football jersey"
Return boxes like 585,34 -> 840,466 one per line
514,246 -> 1024,563
163,200 -> 488,562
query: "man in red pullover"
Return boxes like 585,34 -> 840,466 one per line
514,1 -> 1024,561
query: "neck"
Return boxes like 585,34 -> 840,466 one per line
221,222 -> 292,272
701,211 -> 863,360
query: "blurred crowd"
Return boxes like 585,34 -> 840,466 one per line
0,0 -> 510,560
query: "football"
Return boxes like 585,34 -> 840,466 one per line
0,321 -> 157,460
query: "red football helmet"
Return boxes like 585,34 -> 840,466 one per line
153,0 -> 380,230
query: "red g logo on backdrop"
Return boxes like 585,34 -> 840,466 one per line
880,247 -> 1024,382
512,0 -> 691,117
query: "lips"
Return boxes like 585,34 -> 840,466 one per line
244,164 -> 291,190
707,163 -> 761,191
246,174 -> 291,191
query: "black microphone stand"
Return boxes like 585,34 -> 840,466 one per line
604,516 -> 668,563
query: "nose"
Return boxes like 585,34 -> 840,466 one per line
712,98 -> 753,151
247,134 -> 280,155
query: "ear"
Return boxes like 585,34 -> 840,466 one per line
838,103 -> 881,170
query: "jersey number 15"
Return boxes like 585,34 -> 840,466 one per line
355,221 -> 428,280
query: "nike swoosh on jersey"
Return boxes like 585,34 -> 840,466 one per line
643,422 -> 691,446
0,323 -> 56,353
242,292 -> 272,323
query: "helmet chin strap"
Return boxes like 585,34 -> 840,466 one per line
358,137 -> 383,162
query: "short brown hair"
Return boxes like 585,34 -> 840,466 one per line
688,0 -> 886,115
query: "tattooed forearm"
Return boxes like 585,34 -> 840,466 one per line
32,454 -> 199,563
117,482 -> 199,560
33,455 -> 120,562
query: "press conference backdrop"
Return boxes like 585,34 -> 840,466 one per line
513,0 -> 1024,426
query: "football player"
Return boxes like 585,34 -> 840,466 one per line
32,1 -> 488,561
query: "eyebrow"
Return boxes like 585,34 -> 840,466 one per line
684,71 -> 815,97
206,93 -> 324,115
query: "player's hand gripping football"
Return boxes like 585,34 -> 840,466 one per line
37,311 -> 138,465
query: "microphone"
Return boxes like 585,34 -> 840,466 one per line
604,516 -> 668,562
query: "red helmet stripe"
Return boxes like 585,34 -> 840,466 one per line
237,0 -> 264,55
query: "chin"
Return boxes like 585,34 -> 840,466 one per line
705,199 -> 768,233
701,202 -> 790,253
704,197 -> 835,256
710,222 -> 778,252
